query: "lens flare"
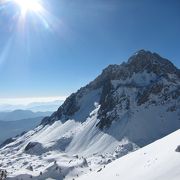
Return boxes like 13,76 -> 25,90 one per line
14,0 -> 43,16
0,0 -> 65,67
0,0 -> 60,31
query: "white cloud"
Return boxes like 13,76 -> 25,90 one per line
0,96 -> 67,105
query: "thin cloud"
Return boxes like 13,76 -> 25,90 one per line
0,96 -> 66,105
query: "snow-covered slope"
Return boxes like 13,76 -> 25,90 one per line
78,130 -> 180,180
0,50 -> 180,179
38,49 -> 180,151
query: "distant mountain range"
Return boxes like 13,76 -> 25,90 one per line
0,100 -> 63,112
0,117 -> 43,144
0,109 -> 53,144
0,109 -> 52,121
0,96 -> 63,148
0,50 -> 179,179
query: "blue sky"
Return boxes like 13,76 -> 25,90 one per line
0,0 -> 179,100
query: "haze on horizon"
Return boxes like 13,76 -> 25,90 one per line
0,96 -> 66,106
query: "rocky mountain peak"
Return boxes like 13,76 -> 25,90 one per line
41,50 -> 180,127
89,50 -> 179,90
127,49 -> 179,76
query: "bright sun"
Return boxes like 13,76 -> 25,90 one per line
14,0 -> 43,15
1,0 -> 58,32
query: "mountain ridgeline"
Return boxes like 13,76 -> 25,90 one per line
41,50 -> 180,140
1,50 -> 180,179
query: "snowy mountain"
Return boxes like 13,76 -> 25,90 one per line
0,50 -> 179,179
78,130 -> 180,180
41,49 -> 180,148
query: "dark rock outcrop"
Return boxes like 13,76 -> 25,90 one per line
175,145 -> 180,152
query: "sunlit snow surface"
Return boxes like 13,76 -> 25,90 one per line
0,105 -> 137,180
78,130 -> 180,180
0,101 -> 179,179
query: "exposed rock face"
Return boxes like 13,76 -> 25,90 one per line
24,141 -> 45,155
175,145 -> 180,152
41,50 -> 180,130
25,142 -> 39,152
127,50 -> 179,76
42,93 -> 80,125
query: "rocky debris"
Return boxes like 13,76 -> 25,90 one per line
113,142 -> 138,158
27,165 -> 33,171
0,169 -> 7,180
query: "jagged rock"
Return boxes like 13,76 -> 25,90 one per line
24,142 -> 44,155
175,145 -> 180,152
40,50 -> 180,130
25,142 -> 38,151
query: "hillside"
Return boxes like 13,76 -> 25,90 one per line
0,50 -> 179,179
78,130 -> 180,180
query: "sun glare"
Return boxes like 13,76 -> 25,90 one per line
14,0 -> 43,15
0,0 -> 62,42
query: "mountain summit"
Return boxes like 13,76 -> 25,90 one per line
42,50 -> 180,135
127,49 -> 179,75
1,50 -> 180,179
